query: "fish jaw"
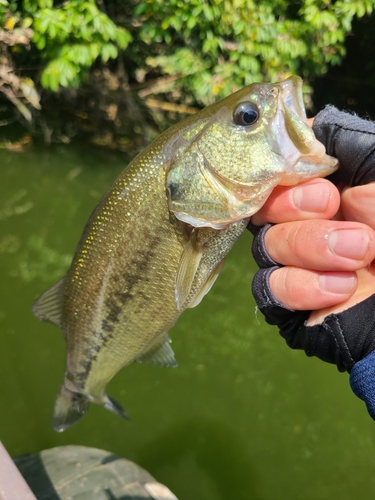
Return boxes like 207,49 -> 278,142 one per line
273,76 -> 338,185
166,76 -> 338,229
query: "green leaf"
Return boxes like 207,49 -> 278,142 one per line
35,34 -> 46,50
41,69 -> 59,92
186,16 -> 197,30
48,21 -> 57,38
115,28 -> 132,49
80,24 -> 93,42
64,44 -> 92,66
101,43 -> 118,62
100,17 -> 117,41
89,43 -> 100,59
34,14 -> 50,34
38,0 -> 52,8
84,2 -> 99,19
41,58 -> 79,90
22,17 -> 33,28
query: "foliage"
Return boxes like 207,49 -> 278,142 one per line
30,0 -> 131,91
0,3 -> 37,122
1,0 -> 131,92
134,0 -> 375,105
1,0 -> 375,135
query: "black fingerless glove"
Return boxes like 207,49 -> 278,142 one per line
314,105 -> 375,186
250,106 -> 375,419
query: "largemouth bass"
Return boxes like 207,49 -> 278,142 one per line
33,76 -> 337,431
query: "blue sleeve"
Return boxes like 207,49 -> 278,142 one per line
350,350 -> 375,420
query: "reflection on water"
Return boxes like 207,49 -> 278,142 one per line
1,143 -> 375,500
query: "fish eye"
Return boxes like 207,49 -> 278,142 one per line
232,102 -> 260,127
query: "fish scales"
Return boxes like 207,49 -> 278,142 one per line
33,76 -> 338,431
63,145 -> 185,396
60,122 -> 240,405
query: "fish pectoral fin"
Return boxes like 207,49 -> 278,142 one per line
187,258 -> 225,308
32,277 -> 65,329
137,336 -> 178,368
175,231 -> 203,310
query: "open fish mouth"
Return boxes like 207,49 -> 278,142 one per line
278,76 -> 307,122
274,76 -> 318,157
272,77 -> 338,183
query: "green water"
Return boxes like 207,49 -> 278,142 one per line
1,143 -> 375,500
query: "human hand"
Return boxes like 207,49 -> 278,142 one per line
250,105 -> 375,418
251,179 -> 375,316
309,182 -> 375,324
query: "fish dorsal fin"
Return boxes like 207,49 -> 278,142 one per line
187,258 -> 225,309
175,231 -> 203,310
32,278 -> 65,328
137,337 -> 178,367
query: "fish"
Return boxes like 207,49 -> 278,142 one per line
33,76 -> 338,431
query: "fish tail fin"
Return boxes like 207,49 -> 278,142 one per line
53,385 -> 90,433
103,395 -> 129,420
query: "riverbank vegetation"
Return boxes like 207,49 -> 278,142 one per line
1,0 -> 375,151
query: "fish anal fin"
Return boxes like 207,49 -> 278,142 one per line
103,395 -> 129,420
53,385 -> 89,432
137,337 -> 178,368
175,231 -> 203,310
187,258 -> 225,309
32,277 -> 65,328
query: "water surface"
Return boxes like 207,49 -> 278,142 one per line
1,143 -> 375,500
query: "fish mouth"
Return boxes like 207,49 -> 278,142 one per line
276,76 -> 315,155
278,76 -> 307,122
273,76 -> 338,184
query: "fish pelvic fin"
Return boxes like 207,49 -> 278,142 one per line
33,277 -> 65,329
53,385 -> 90,432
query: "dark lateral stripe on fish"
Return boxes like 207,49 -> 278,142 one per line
104,299 -> 122,323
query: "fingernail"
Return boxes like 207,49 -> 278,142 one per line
319,273 -> 356,294
328,229 -> 370,260
293,182 -> 331,212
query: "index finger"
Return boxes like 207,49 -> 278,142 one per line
251,178 -> 340,226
